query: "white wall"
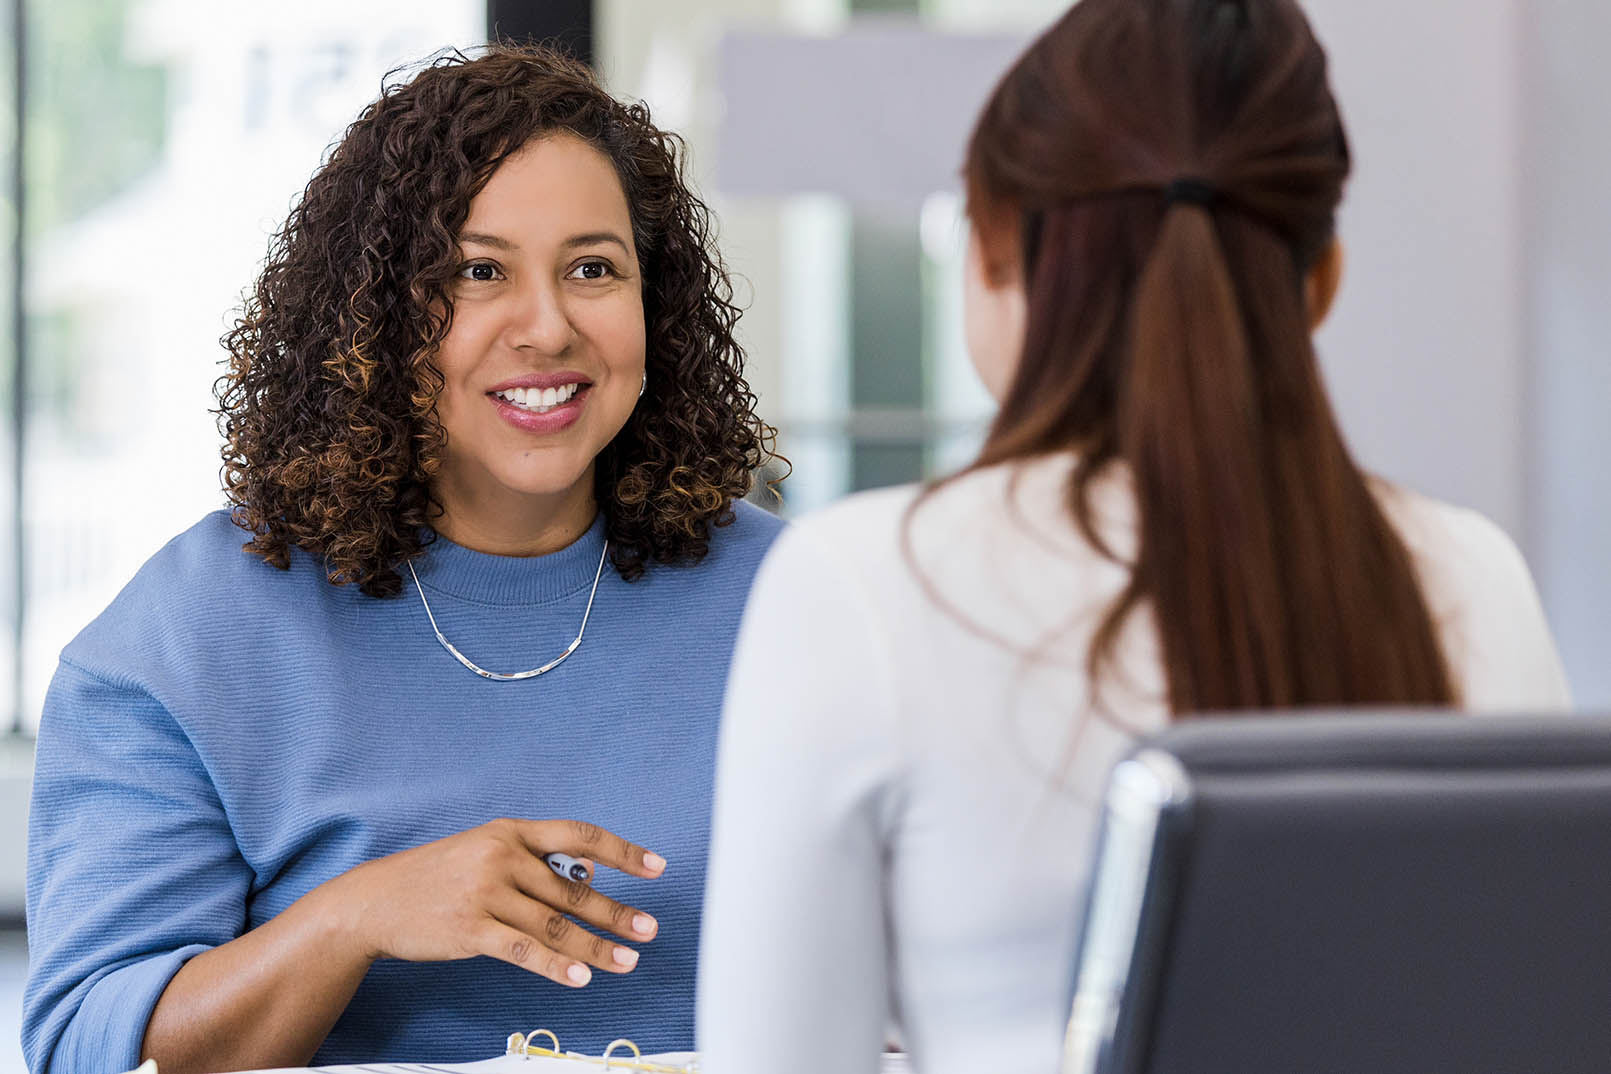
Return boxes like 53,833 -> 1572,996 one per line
1304,0 -> 1525,534
1522,5 -> 1611,708
1304,0 -> 1607,707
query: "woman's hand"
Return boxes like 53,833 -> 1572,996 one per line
325,818 -> 666,988
141,818 -> 664,1074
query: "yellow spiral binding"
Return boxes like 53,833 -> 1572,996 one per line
504,1029 -> 698,1073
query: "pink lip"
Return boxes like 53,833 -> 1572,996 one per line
488,370 -> 593,393
489,385 -> 589,435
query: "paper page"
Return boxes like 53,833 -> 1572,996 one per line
232,1048 -> 911,1074
234,1057 -> 696,1074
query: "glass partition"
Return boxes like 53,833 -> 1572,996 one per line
598,0 -> 1060,514
17,0 -> 485,730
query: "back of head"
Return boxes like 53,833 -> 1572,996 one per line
963,0 -> 1455,714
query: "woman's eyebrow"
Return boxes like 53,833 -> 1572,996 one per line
458,231 -> 518,251
562,231 -> 631,254
456,231 -> 630,254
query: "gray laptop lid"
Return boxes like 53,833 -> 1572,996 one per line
1064,713 -> 1611,1074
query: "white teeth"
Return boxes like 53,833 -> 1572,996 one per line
494,383 -> 582,413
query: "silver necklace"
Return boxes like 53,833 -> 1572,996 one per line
406,540 -> 609,681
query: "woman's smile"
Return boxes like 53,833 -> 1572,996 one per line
486,371 -> 595,434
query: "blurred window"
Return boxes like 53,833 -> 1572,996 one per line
11,0 -> 484,732
3,0 -> 17,730
666,0 -> 1058,514
769,191 -> 987,514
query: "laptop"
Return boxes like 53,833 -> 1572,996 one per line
1063,713 -> 1611,1074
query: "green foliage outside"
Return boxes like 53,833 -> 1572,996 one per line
24,0 -> 168,237
1,1 -> 17,418
21,0 -> 168,419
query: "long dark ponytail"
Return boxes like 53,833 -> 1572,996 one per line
959,0 -> 1454,713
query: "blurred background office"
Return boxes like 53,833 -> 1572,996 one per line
0,0 -> 1607,1070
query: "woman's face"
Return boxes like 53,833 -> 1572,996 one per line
963,226 -> 1027,402
431,132 -> 646,537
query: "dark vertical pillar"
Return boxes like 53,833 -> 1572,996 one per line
486,0 -> 595,67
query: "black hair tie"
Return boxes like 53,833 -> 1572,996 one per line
1163,177 -> 1219,208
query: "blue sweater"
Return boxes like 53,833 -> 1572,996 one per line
23,503 -> 783,1074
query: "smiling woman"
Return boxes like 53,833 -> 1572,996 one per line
21,46 -> 783,1074
215,48 -> 772,594
431,134 -> 649,557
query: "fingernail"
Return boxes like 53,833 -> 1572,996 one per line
633,913 -> 657,938
613,946 -> 639,968
643,852 -> 667,873
567,963 -> 591,986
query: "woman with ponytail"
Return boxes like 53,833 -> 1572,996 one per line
699,1 -> 1569,1070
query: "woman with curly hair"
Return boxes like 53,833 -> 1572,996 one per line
23,45 -> 782,1074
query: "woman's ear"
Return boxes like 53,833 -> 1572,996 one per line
963,227 -> 1028,402
1306,238 -> 1345,331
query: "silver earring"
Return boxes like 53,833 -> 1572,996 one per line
639,372 -> 647,399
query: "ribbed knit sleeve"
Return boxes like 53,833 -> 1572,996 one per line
23,658 -> 254,1074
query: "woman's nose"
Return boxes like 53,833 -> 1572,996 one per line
505,279 -> 577,355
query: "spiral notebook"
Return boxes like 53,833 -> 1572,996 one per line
202,1029 -> 912,1074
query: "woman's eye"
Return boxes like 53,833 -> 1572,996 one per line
571,260 -> 613,281
458,262 -> 500,282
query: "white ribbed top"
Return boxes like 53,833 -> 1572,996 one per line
699,455 -> 1571,1074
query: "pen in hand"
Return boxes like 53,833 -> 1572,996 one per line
544,852 -> 592,883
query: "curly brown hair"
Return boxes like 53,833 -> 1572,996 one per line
216,44 -> 779,597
